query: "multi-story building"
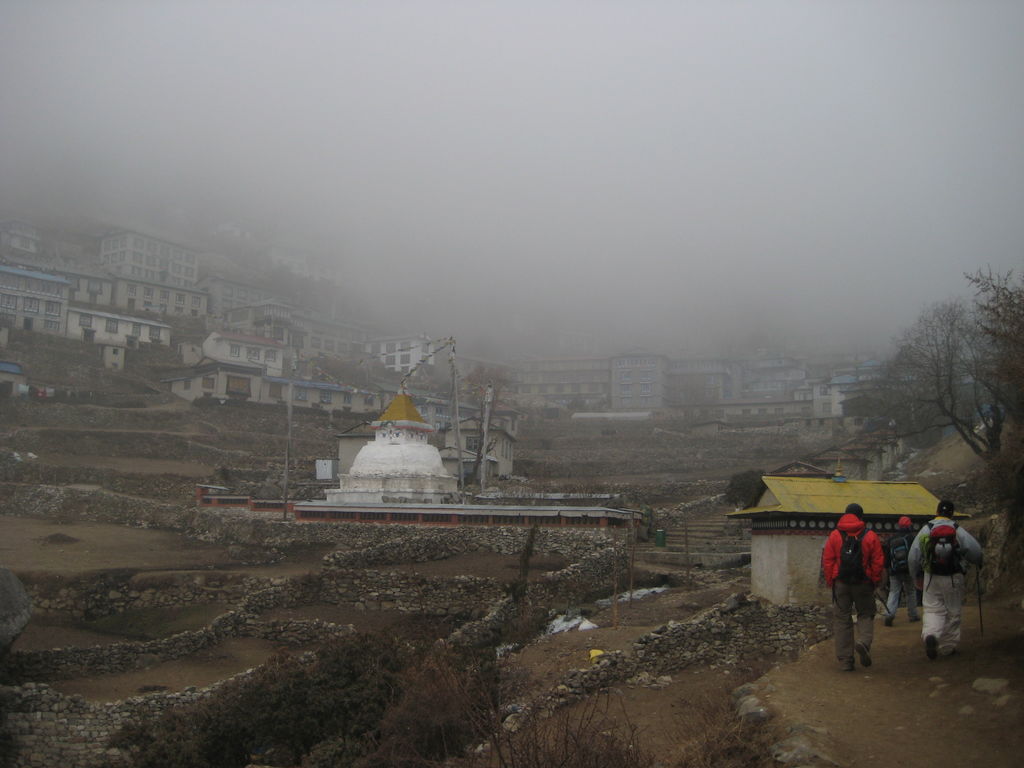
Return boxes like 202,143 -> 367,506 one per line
199,273 -> 277,316
57,265 -> 116,307
66,306 -> 170,347
608,352 -> 670,410
163,362 -> 381,415
511,357 -> 611,409
668,357 -> 745,403
98,230 -> 200,288
199,331 -> 288,377
223,302 -> 366,359
364,334 -> 435,374
740,356 -> 807,399
223,301 -> 296,344
299,311 -> 366,359
0,265 -> 69,334
111,277 -> 208,317
0,221 -> 42,257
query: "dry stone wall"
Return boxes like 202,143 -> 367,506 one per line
2,660 -> 301,768
21,570 -> 260,621
0,462 -> 195,500
517,594 -> 831,717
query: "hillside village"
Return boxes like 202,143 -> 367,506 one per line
0,214 -> 905,490
0,215 -> 1020,768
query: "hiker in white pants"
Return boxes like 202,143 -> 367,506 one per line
908,499 -> 983,659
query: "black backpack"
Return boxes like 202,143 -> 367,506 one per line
888,534 -> 911,574
837,531 -> 868,584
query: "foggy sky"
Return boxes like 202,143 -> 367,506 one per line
2,1 -> 1022,359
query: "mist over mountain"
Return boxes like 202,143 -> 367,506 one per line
2,1 -> 1022,361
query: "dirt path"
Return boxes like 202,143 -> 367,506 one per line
757,601 -> 1023,768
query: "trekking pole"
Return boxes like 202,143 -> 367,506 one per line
976,566 -> 984,636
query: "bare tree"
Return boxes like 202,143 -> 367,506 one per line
884,299 -> 1009,458
968,269 -> 1024,414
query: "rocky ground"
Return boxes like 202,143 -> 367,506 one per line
2,359 -> 1021,766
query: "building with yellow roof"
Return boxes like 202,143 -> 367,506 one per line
730,475 -> 957,605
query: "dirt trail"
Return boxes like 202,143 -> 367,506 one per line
757,600 -> 1024,768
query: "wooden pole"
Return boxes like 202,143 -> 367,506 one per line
612,530 -> 621,629
479,381 -> 494,492
628,520 -> 636,607
449,341 -> 464,501
282,378 -> 293,520
684,507 -> 692,586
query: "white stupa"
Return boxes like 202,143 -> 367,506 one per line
324,392 -> 458,505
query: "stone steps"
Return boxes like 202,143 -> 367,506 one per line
636,511 -> 750,568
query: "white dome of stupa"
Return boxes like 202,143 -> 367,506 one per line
325,393 -> 457,505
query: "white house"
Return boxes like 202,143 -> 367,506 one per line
364,334 -> 436,375
443,416 -> 516,479
65,307 -> 170,347
201,331 -> 287,377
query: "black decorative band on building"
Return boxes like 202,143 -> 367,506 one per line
750,517 -> 910,534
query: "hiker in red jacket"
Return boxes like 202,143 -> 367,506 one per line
821,503 -> 885,671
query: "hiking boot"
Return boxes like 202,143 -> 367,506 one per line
925,635 -> 938,660
840,659 -> 854,671
884,616 -> 894,627
855,642 -> 872,668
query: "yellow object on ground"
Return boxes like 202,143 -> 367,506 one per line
589,649 -> 605,663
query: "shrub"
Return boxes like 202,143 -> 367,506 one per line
478,693 -> 654,768
109,634 -> 405,768
724,469 -> 765,508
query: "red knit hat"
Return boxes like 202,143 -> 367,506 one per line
898,516 -> 912,529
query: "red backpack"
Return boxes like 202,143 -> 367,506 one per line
924,522 -> 961,576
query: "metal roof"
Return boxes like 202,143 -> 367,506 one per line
69,308 -> 170,328
264,376 -> 351,392
0,361 -> 25,375
730,476 -> 953,518
0,265 -> 70,283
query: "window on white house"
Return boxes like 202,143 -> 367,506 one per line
106,319 -> 118,333
230,344 -> 241,357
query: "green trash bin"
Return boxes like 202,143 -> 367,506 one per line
654,529 -> 666,547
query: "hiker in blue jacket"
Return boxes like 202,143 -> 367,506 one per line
883,516 -> 919,626
907,499 -> 983,659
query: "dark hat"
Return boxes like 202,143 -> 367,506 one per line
898,516 -> 912,529
937,499 -> 955,516
845,503 -> 864,518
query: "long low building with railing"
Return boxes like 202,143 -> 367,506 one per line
195,484 -> 637,528
291,501 -> 638,528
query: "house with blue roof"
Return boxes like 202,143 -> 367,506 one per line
0,360 -> 27,397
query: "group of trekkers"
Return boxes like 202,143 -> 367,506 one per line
821,499 -> 983,671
